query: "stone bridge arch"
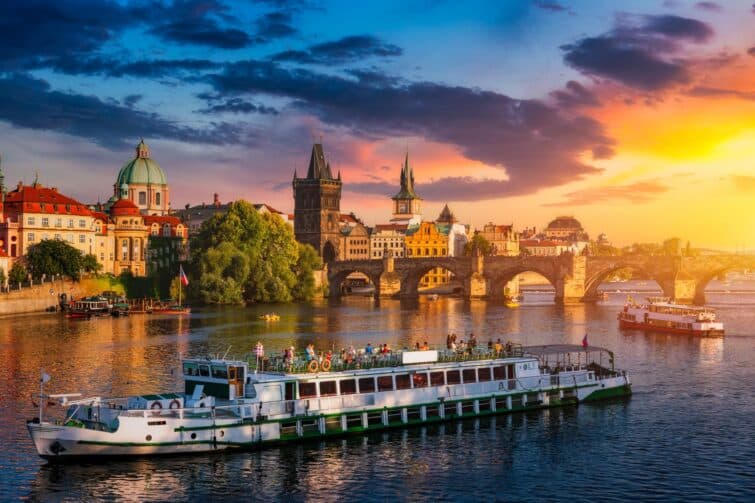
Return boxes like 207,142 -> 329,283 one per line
583,262 -> 667,301
684,256 -> 755,304
483,256 -> 564,301
326,260 -> 384,298
395,257 -> 472,297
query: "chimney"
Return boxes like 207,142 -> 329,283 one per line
213,193 -> 220,207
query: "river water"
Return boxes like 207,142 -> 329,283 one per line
1,281 -> 753,501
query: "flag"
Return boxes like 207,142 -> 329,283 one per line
582,333 -> 589,348
41,371 -> 51,384
179,265 -> 189,286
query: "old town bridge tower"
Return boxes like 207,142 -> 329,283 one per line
293,143 -> 342,263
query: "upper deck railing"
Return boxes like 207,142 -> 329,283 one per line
247,344 -> 525,375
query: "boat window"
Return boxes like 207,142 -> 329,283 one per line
478,368 -> 492,382
183,362 -> 198,376
430,371 -> 445,386
199,365 -> 210,377
412,373 -> 428,388
211,365 -> 228,379
319,381 -> 337,397
340,379 -> 357,395
377,376 -> 394,392
395,374 -> 411,390
359,377 -> 376,393
446,370 -> 461,385
462,369 -> 477,383
299,382 -> 317,399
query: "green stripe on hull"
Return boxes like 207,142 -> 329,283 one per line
582,384 -> 632,402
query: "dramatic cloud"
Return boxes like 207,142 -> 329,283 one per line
255,12 -> 297,41
0,74 -> 242,149
544,180 -> 670,206
198,97 -> 279,115
271,35 -> 402,65
123,94 -> 143,107
562,15 -> 714,90
149,20 -> 250,48
33,57 -> 222,79
533,1 -> 568,12
694,2 -> 722,12
687,86 -> 755,101
348,177 -> 516,202
204,61 -> 615,198
549,80 -> 601,108
748,46 -> 755,56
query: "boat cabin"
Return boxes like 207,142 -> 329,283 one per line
182,358 -> 249,400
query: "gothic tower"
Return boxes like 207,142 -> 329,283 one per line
390,151 -> 422,224
293,143 -> 342,262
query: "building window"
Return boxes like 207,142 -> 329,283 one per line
155,192 -> 161,205
67,234 -> 74,243
54,234 -> 61,240
41,218 -> 49,227
68,219 -> 74,228
138,192 -> 147,205
122,239 -> 128,260
100,253 -> 104,260
79,219 -> 86,228
27,232 -> 35,242
163,224 -> 171,237
79,234 -> 86,243
27,217 -> 35,225
55,218 -> 62,228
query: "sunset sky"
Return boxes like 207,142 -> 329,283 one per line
0,0 -> 753,249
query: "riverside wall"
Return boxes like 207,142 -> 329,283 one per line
0,278 -> 121,316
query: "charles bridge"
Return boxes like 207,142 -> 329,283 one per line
326,253 -> 755,304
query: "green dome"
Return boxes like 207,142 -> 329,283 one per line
116,140 -> 167,186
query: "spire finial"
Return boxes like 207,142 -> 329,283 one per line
33,170 -> 39,187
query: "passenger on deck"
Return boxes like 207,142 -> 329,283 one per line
446,334 -> 453,349
421,341 -> 429,350
487,339 -> 493,350
494,339 -> 503,356
305,344 -> 315,362
505,341 -> 512,353
366,343 -> 374,355
469,333 -> 477,348
415,342 -> 421,350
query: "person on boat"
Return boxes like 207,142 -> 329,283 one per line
505,341 -> 512,354
494,339 -> 503,356
469,333 -> 477,348
450,339 -> 457,352
446,334 -> 453,349
324,350 -> 333,362
487,339 -> 493,350
305,344 -> 315,362
365,343 -> 374,355
415,342 -> 421,350
421,341 -> 429,350
459,340 -> 467,354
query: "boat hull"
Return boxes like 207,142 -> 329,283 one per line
29,375 -> 631,462
619,319 -> 724,336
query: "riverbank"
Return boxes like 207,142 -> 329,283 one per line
0,277 -> 125,316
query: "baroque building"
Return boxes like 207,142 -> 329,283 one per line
292,143 -> 342,262
110,140 -> 170,215
480,222 -> 520,256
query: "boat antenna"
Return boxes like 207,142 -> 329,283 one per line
222,345 -> 232,360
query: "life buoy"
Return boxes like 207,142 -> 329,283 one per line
151,401 -> 163,409
321,359 -> 332,372
169,399 -> 181,409
307,360 -> 319,373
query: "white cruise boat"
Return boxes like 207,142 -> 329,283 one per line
618,296 -> 724,336
28,344 -> 631,460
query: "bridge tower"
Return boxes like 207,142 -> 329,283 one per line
556,254 -> 586,304
293,143 -> 342,263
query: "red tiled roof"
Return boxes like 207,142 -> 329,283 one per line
110,198 -> 140,216
520,239 -> 568,247
375,223 -> 408,232
3,184 -> 92,216
143,215 -> 182,226
92,211 -> 109,222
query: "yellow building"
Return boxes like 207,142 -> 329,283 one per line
0,181 -> 97,260
405,221 -> 450,287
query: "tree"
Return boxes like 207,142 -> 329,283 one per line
9,262 -> 27,284
189,201 -> 319,304
0,267 -> 5,286
26,239 -> 84,280
82,254 -> 102,274
464,233 -> 493,256
291,243 -> 322,300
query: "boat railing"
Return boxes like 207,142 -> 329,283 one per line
247,345 -> 525,374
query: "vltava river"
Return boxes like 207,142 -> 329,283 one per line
1,283 -> 753,501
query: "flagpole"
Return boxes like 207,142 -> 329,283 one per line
39,370 -> 45,423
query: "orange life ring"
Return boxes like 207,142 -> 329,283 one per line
321,359 -> 332,372
307,360 -> 319,372
151,401 -> 163,409
169,399 -> 181,409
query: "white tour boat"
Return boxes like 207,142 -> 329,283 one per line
28,343 -> 631,460
618,296 -> 724,336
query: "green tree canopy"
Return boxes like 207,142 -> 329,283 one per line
464,233 -> 493,257
26,239 -> 84,280
189,201 -> 321,304
8,262 -> 27,284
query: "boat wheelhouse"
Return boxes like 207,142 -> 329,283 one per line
618,296 -> 724,336
64,298 -> 111,319
28,344 -> 631,460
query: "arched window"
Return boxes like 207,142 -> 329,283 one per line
121,239 -> 128,260
155,192 -> 161,205
138,192 -> 147,205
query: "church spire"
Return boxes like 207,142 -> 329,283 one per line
0,152 -> 5,201
392,149 -> 420,200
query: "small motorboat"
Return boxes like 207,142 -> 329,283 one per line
259,313 -> 280,321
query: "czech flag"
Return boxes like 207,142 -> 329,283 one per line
582,333 -> 589,348
179,265 -> 189,286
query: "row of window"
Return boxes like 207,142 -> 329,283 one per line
27,233 -> 87,244
137,192 -> 162,206
297,365 -> 515,399
27,217 -> 88,228
407,248 -> 447,256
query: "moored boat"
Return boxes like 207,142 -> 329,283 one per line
64,298 -> 111,319
28,343 -> 631,460
618,296 -> 724,336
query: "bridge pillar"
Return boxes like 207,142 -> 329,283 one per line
672,270 -> 697,304
468,254 -> 486,298
555,255 -> 586,304
378,253 -> 401,297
